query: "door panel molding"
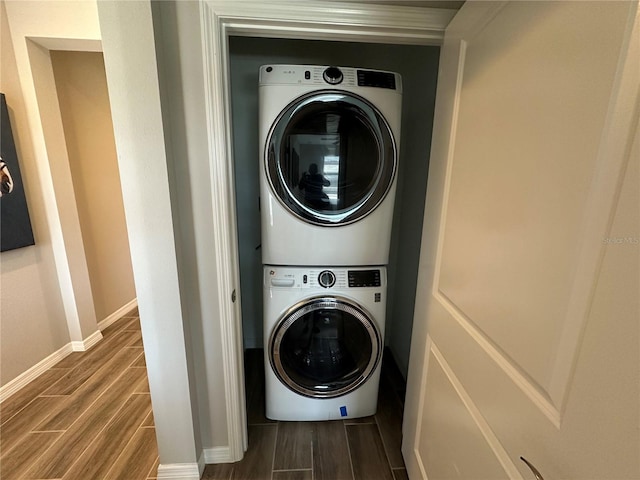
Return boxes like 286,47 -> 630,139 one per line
403,6 -> 482,477
405,2 -> 639,479
425,1 -> 563,429
429,0 -> 638,426
413,338 -> 520,480
434,291 -> 561,427
426,7 -> 562,427
547,4 -> 640,411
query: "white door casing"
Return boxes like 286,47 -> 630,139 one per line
403,2 -> 639,479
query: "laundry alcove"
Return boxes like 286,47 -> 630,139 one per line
228,36 -> 440,379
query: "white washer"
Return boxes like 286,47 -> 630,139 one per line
263,265 -> 386,421
259,65 -> 402,266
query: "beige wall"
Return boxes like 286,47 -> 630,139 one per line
2,0 -> 205,471
0,2 -> 69,385
51,51 -> 135,322
3,0 -> 202,470
3,0 -> 103,354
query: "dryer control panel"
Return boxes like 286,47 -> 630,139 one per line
265,266 -> 385,289
259,64 -> 402,93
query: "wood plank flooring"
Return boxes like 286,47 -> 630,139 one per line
1,315 -> 408,480
203,349 -> 408,480
0,309 -> 159,480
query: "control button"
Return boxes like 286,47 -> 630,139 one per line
318,270 -> 336,288
323,66 -> 343,85
304,70 -> 311,80
303,275 -> 308,284
266,66 -> 273,73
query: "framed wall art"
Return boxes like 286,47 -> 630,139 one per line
1,93 -> 35,251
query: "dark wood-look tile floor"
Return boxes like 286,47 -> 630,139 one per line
203,349 -> 408,480
2,316 -> 407,480
0,309 -> 159,480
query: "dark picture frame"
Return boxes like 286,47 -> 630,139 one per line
1,93 -> 35,251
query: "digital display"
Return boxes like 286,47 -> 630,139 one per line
348,270 -> 381,287
356,70 -> 396,90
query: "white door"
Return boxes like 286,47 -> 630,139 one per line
403,2 -> 639,479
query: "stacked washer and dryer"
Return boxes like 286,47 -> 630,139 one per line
258,65 -> 402,421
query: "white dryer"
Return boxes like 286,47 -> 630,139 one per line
263,265 -> 386,421
259,65 -> 402,266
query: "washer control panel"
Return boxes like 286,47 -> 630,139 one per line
348,269 -> 381,288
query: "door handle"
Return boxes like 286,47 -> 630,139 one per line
520,457 -> 544,480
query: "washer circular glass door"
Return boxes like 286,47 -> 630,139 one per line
266,91 -> 397,226
269,296 -> 382,399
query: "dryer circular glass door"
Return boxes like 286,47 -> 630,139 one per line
266,91 -> 397,226
269,296 -> 382,399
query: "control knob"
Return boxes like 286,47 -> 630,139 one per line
323,66 -> 343,85
318,270 -> 336,288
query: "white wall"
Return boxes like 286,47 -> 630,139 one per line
96,0 -> 203,471
150,0 -> 229,452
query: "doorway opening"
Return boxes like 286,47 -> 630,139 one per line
50,50 -> 137,329
227,36 -> 440,464
228,35 -> 439,385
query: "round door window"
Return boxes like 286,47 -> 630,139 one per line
269,296 -> 382,398
266,91 -> 397,226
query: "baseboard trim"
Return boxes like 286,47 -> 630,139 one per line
71,330 -> 103,352
156,462 -> 202,480
0,324 -> 112,402
98,298 -> 138,331
203,446 -> 233,464
0,342 -> 73,403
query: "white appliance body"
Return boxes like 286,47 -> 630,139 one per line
263,265 -> 386,421
259,65 -> 402,266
